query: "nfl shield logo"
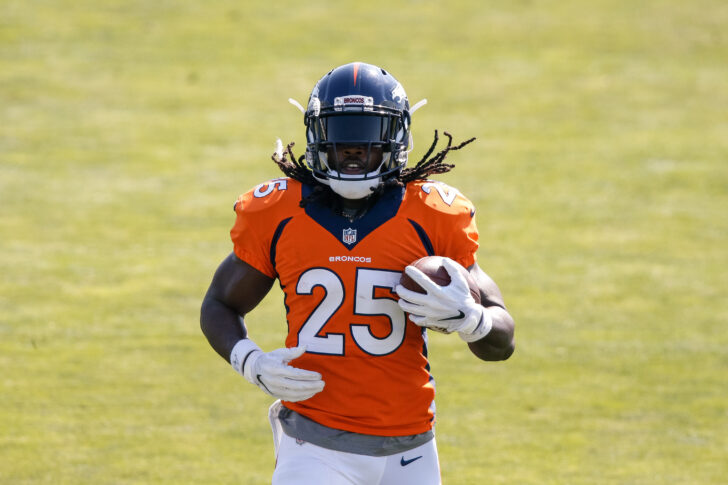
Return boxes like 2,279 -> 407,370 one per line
342,228 -> 357,245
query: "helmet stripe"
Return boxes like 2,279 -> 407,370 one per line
353,62 -> 360,86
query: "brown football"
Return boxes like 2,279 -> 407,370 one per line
399,256 -> 481,304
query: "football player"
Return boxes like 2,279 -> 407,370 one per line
200,62 -> 515,485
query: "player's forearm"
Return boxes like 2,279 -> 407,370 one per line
200,296 -> 248,361
467,306 -> 515,361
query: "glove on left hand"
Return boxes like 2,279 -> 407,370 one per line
395,258 -> 492,342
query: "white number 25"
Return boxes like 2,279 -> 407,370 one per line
296,268 -> 406,356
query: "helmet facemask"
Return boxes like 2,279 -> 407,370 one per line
305,110 -> 410,199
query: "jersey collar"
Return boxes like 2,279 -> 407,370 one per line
301,184 -> 405,250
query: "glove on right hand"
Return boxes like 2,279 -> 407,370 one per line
244,346 -> 325,402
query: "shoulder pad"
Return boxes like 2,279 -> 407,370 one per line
406,180 -> 474,215
234,178 -> 300,213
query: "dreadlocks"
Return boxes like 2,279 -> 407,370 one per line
271,131 -> 475,212
397,130 -> 475,185
271,141 -> 318,186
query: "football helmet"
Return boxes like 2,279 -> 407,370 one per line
304,62 -> 411,199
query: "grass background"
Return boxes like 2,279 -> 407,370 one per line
1,0 -> 726,483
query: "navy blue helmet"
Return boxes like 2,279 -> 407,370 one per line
304,62 -> 411,198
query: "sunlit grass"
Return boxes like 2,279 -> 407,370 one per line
1,0 -> 727,483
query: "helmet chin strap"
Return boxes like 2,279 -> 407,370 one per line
327,170 -> 382,200
310,146 -> 401,200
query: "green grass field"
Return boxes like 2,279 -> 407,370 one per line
2,0 -> 727,483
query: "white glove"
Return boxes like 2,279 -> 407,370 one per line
230,340 -> 325,402
395,258 -> 493,342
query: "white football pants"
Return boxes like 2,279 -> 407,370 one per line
269,402 -> 441,485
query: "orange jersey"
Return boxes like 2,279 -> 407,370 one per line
230,178 -> 478,436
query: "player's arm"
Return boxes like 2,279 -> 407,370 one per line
200,252 -> 325,401
396,259 -> 515,362
200,252 -> 274,360
465,263 -> 515,361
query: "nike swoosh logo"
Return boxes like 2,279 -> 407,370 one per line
439,310 -> 465,321
400,455 -> 423,466
256,374 -> 273,395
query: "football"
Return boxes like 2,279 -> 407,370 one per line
399,256 -> 481,304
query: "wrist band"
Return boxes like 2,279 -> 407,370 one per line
459,308 -> 494,343
230,339 -> 262,377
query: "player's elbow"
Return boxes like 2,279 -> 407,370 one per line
472,308 -> 515,361
199,296 -> 216,335
499,340 -> 515,361
467,338 -> 515,361
496,331 -> 516,361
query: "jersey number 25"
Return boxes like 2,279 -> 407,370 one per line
296,268 -> 406,357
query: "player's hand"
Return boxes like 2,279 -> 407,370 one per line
244,346 -> 325,402
395,258 -> 492,342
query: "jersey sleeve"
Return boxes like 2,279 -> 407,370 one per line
434,191 -> 479,268
229,178 -> 296,278
410,181 -> 480,268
